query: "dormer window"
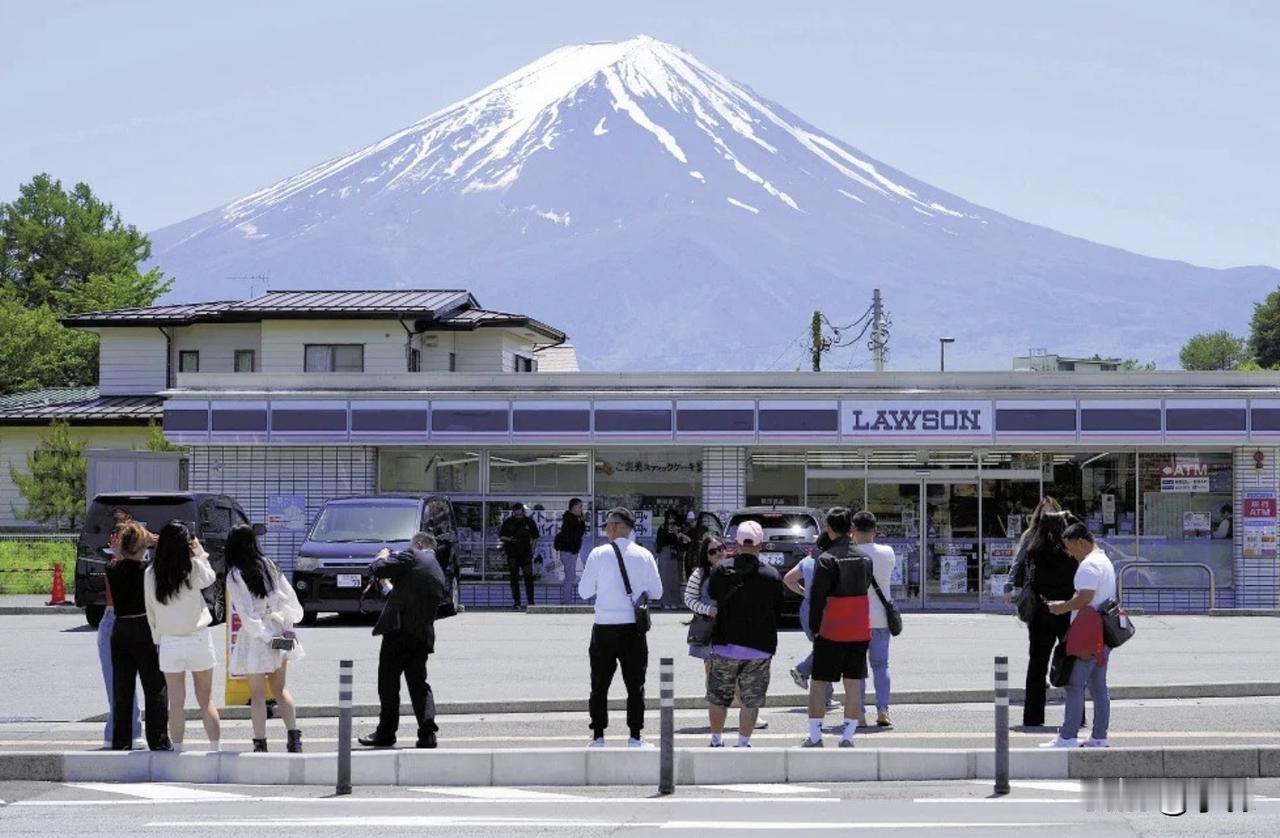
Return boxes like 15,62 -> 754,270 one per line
514,354 -> 537,373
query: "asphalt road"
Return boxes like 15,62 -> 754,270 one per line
4,695 -> 1278,753
3,778 -> 1278,836
4,611 -> 1279,725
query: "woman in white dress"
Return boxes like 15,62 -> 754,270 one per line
225,525 -> 305,753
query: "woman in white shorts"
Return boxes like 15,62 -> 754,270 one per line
225,524 -> 305,753
145,521 -> 221,752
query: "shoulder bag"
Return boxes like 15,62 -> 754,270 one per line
1098,599 -> 1135,648
1049,639 -> 1074,687
867,569 -> 903,637
611,542 -> 651,634
1015,583 -> 1038,624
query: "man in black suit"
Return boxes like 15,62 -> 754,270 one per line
358,531 -> 448,749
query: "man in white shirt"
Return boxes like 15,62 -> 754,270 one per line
578,507 -> 663,748
1043,522 -> 1117,748
851,511 -> 897,728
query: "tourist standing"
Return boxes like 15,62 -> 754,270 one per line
97,523 -> 141,749
705,520 -> 784,748
145,521 -> 221,753
683,535 -> 726,671
555,498 -> 587,604
783,531 -> 835,708
656,509 -> 690,609
225,524 -> 305,753
851,511 -> 897,727
1015,510 -> 1081,728
578,507 -> 662,747
105,521 -> 170,751
1042,523 -> 1117,748
499,502 -> 540,609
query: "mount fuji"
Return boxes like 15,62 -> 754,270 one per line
149,35 -> 1277,371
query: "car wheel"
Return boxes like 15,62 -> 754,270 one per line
85,604 -> 105,628
300,610 -> 317,626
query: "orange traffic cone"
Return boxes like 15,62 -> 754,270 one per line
47,562 -> 69,606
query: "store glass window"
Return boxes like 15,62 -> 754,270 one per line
980,451 -> 1043,603
489,449 -> 590,495
379,449 -> 481,493
1045,451 -> 1137,565
805,449 -> 866,511
1138,451 -> 1234,592
746,450 -> 806,507
595,448 -> 702,546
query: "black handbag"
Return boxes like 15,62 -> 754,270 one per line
686,613 -> 714,646
1015,584 -> 1038,623
611,542 -> 650,634
1098,600 -> 1135,648
868,572 -> 903,637
1049,640 -> 1074,687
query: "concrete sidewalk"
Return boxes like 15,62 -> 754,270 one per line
1,745 -> 1277,786
5,610 -> 1280,723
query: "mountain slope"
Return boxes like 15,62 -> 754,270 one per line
149,35 -> 1277,370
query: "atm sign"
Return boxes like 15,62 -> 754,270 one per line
1243,495 -> 1276,519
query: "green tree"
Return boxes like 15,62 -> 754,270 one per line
1178,330 -> 1250,370
0,174 -> 172,394
142,420 -> 185,453
1250,287 -> 1280,368
1120,358 -> 1157,371
9,421 -> 87,530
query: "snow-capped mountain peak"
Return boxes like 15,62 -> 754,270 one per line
151,37 -> 1275,372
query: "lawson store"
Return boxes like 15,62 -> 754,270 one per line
162,370 -> 1280,613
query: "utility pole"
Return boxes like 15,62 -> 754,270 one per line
870,288 -> 886,372
810,310 -> 828,372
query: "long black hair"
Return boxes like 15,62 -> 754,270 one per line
1026,511 -> 1073,560
225,524 -> 277,599
695,533 -> 725,579
152,521 -> 195,605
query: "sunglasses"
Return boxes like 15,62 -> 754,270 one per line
707,546 -> 725,555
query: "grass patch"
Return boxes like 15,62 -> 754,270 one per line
0,540 -> 76,595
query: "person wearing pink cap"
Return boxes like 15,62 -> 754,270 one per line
704,519 -> 784,748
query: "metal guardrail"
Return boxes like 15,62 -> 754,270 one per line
1117,561 -> 1216,611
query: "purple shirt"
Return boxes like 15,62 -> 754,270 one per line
713,643 -> 771,660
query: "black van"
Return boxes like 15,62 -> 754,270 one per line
75,492 -> 263,627
291,494 -> 457,623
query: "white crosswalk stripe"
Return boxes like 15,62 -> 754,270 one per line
66,782 -> 248,801
410,786 -> 585,801
699,783 -> 828,795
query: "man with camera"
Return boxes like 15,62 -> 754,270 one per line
358,531 -> 448,749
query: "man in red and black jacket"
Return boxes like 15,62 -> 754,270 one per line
801,507 -> 873,748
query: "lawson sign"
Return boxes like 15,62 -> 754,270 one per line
841,400 -> 992,439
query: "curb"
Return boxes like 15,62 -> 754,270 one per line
0,605 -> 80,616
1209,609 -> 1280,617
2,746 -> 1275,786
81,680 -> 1280,723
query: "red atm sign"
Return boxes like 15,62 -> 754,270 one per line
1243,495 -> 1276,519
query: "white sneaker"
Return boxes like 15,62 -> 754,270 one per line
627,737 -> 652,748
1082,737 -> 1110,748
1039,736 -> 1080,748
588,737 -> 605,748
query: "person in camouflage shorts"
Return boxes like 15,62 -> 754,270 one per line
707,655 -> 771,708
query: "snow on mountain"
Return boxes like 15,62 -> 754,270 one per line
149,35 -> 1277,371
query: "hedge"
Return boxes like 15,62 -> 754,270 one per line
0,540 -> 76,595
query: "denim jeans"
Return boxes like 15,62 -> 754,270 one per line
560,550 -> 580,604
97,608 -> 140,745
1058,653 -> 1110,741
859,627 -> 892,713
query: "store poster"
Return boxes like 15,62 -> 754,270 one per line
266,494 -> 307,531
1101,494 -> 1117,526
989,574 -> 1010,597
1243,490 -> 1277,559
1182,511 -> 1211,539
939,554 -> 968,593
1162,477 -> 1211,493
595,509 -> 654,539
224,593 -> 272,706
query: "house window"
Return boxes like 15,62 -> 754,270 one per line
514,354 -> 537,373
178,351 -> 200,373
304,344 -> 364,372
408,348 -> 422,373
1059,361 -> 1076,371
449,352 -> 457,372
234,350 -> 256,373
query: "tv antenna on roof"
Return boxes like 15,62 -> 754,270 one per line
227,274 -> 270,298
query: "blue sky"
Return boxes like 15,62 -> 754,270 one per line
3,0 -> 1276,269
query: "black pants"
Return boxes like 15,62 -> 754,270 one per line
110,616 -> 169,750
588,623 -> 647,739
376,632 -> 437,741
1024,606 -> 1085,728
508,557 -> 535,607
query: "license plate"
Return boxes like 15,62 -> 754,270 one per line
760,552 -> 786,566
336,574 -> 363,588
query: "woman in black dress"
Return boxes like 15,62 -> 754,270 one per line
1015,510 -> 1082,728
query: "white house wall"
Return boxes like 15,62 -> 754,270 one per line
96,327 -> 168,395
260,320 -> 409,374
173,323 -> 263,373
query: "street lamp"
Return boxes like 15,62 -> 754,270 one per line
939,337 -> 955,372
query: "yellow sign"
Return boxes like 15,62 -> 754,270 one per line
224,586 -> 273,706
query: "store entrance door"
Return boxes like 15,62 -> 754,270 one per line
866,474 -> 981,611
